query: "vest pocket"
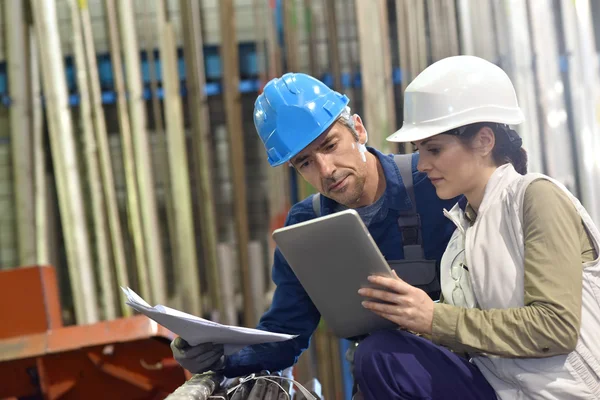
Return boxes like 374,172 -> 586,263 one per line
566,342 -> 600,397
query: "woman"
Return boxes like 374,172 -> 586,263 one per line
356,55 -> 600,399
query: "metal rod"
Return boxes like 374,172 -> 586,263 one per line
305,0 -> 318,76
340,0 -> 357,106
396,0 -> 410,94
283,0 -> 299,72
180,0 -> 225,320
354,0 -> 395,152
116,0 -> 167,304
6,0 -> 36,265
217,243 -> 239,325
140,3 -> 178,286
104,0 -> 150,300
252,0 -> 269,87
79,0 -> 131,316
155,0 -> 202,316
266,0 -> 283,79
324,0 -> 342,91
527,0 -> 576,188
219,0 -> 255,327
70,0 -> 116,320
29,25 -> 49,266
31,0 -> 98,324
263,0 -> 290,298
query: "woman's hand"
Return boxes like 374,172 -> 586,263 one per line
358,270 -> 434,335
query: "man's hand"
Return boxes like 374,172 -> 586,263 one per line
170,337 -> 225,374
227,371 -> 287,400
358,270 -> 434,335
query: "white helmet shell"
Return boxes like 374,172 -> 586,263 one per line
387,55 -> 525,143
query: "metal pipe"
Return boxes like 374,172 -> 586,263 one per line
219,0 -> 255,327
79,0 -> 131,316
70,0 -> 116,320
304,0 -> 318,77
217,242 -> 238,325
104,0 -> 150,301
489,0 -> 544,174
395,0 -> 410,95
180,0 -> 224,319
262,0 -> 290,301
248,241 -> 266,321
557,0 -> 600,223
252,0 -> 269,87
29,26 -> 48,266
6,0 -> 36,266
116,0 -> 168,304
155,1 -> 202,316
31,0 -> 98,324
457,0 -> 475,55
140,3 -> 178,283
165,373 -> 220,400
325,0 -> 342,91
527,0 -> 577,189
354,0 -> 395,152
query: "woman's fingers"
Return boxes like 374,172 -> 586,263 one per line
357,287 -> 400,303
366,274 -> 411,294
361,300 -> 401,314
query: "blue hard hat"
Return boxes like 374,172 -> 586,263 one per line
254,73 -> 350,166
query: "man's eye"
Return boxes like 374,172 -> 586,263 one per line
299,160 -> 311,169
326,143 -> 337,151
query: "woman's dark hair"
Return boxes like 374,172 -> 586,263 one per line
454,122 -> 528,175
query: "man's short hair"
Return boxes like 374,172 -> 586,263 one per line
336,106 -> 359,141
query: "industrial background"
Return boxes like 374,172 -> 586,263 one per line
1,0 -> 600,399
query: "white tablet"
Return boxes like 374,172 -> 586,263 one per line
272,209 -> 397,338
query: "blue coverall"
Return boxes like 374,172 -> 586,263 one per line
223,148 -> 459,377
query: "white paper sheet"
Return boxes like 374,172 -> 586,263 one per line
120,287 -> 297,355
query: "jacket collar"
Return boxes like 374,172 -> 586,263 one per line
320,147 -> 413,215
478,163 -> 520,215
443,164 -> 519,228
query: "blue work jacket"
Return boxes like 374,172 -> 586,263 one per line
224,148 -> 460,377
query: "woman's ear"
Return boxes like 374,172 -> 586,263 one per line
475,126 -> 495,157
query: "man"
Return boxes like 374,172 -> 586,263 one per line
171,73 -> 459,378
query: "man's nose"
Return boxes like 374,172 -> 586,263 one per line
316,153 -> 336,177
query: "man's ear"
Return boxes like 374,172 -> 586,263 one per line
353,114 -> 368,145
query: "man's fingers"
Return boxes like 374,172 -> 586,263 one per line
172,337 -> 189,350
171,339 -> 223,361
248,379 -> 268,400
182,343 -> 224,359
264,382 -> 281,400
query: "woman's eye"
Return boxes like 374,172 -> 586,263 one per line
428,148 -> 440,155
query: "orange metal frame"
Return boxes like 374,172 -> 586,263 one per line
0,266 -> 190,400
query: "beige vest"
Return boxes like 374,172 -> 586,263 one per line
441,164 -> 600,399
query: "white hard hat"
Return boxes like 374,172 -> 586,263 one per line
387,55 -> 525,143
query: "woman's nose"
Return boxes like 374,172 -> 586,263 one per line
417,154 -> 430,173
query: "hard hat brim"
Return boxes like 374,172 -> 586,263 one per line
386,124 -> 453,143
387,110 -> 525,143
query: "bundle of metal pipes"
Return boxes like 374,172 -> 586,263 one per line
164,371 -> 323,400
1,1 -> 600,399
